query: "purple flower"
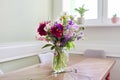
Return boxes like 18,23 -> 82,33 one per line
67,24 -> 79,31
72,24 -> 79,31
77,32 -> 84,40
68,20 -> 74,25
67,25 -> 71,29
77,36 -> 82,40
61,38 -> 68,46
54,22 -> 63,30
64,30 -> 73,39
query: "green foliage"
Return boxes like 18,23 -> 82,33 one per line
75,5 -> 89,17
42,44 -> 53,49
51,46 -> 55,50
46,35 -> 57,43
66,41 -> 75,50
77,27 -> 85,33
53,50 -> 67,72
113,14 -> 117,17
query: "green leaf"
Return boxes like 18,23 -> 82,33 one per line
74,4 -> 89,17
51,46 -> 55,50
70,41 -> 75,48
66,42 -> 71,50
42,44 -> 53,49
65,41 -> 75,50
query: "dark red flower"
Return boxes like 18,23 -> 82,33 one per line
37,23 -> 47,36
51,23 -> 63,38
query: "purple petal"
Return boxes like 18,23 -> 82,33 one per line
68,20 -> 74,25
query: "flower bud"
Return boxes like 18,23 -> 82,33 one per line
54,52 -> 58,56
56,41 -> 61,46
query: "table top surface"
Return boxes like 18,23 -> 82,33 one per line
0,54 -> 115,80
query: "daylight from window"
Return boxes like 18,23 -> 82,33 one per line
63,0 -> 98,19
63,0 -> 120,24
108,0 -> 120,18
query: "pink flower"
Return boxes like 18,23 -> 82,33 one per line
67,24 -> 79,31
44,22 -> 53,31
36,35 -> 49,42
64,29 -> 73,39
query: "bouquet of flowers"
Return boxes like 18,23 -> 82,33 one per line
37,13 -> 84,73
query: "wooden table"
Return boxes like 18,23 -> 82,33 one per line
0,54 -> 115,80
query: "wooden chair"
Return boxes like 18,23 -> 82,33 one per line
38,52 -> 53,65
83,49 -> 110,80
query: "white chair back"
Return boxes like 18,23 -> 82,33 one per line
83,49 -> 106,58
38,52 -> 53,65
0,69 -> 4,75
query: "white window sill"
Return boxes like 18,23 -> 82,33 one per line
79,23 -> 120,27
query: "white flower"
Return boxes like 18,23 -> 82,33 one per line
44,23 -> 53,31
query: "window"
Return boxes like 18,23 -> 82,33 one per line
63,0 -> 98,20
108,0 -> 120,18
62,0 -> 120,24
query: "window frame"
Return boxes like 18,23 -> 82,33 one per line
53,0 -> 119,25
62,0 -> 105,24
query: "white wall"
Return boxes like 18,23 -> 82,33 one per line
0,0 -> 52,43
0,41 -> 50,62
53,0 -> 63,20
84,27 -> 120,41
69,26 -> 120,57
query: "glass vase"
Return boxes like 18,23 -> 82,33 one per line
53,47 -> 67,73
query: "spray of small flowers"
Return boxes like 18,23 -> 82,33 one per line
37,13 -> 84,51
